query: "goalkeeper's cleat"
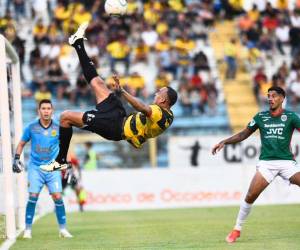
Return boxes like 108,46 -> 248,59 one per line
226,229 -> 240,243
40,160 -> 69,172
59,228 -> 73,238
68,22 -> 89,45
23,229 -> 32,239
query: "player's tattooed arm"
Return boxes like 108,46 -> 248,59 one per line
112,75 -> 152,116
212,128 -> 254,155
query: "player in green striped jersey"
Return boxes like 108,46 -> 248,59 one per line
212,86 -> 300,243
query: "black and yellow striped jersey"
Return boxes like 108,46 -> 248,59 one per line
123,104 -> 174,148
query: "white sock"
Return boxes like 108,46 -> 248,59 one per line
234,200 -> 252,231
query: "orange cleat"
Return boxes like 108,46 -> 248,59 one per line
226,229 -> 240,243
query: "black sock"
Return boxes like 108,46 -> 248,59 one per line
73,38 -> 98,83
55,126 -> 73,164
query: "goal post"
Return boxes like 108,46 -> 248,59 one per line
0,34 -> 26,239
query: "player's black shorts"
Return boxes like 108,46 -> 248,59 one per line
82,93 -> 127,141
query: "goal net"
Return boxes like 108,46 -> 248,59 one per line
0,34 -> 26,240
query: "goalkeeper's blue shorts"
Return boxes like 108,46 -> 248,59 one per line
27,167 -> 62,194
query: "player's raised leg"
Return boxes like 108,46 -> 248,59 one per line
226,171 -> 269,243
69,22 -> 112,104
40,111 -> 85,172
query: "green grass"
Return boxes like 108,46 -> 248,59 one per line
0,214 -> 4,245
11,204 -> 300,250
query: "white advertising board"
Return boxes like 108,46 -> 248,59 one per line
168,134 -> 300,168
1,166 -> 300,213
63,168 -> 300,211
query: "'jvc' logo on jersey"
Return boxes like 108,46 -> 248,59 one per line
266,128 -> 283,135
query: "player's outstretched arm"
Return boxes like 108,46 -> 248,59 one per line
212,128 -> 254,155
112,75 -> 152,116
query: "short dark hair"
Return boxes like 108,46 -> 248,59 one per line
268,86 -> 285,98
38,99 -> 52,109
166,86 -> 178,107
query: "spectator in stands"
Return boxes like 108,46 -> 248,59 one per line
133,39 -> 149,64
127,72 -> 148,100
262,12 -> 279,33
178,82 -> 192,116
29,58 -> 47,92
259,77 -> 273,105
72,4 -> 92,26
155,35 -> 177,78
289,25 -> 300,57
174,33 -> 196,79
258,33 -> 274,61
141,24 -> 158,48
34,83 -> 52,104
7,0 -> 221,120
253,67 -> 267,102
288,71 -> 300,110
206,81 -> 218,115
247,4 -> 260,23
33,19 -> 48,44
224,38 -> 238,79
193,50 -> 210,72
32,0 -> 49,25
9,0 -> 25,21
238,13 -> 254,35
70,74 -> 94,106
106,37 -> 131,75
155,70 -> 170,90
290,9 -> 300,28
275,20 -> 290,55
46,59 -> 70,100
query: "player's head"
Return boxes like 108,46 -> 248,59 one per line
85,141 -> 93,149
154,87 -> 177,108
267,86 -> 285,111
38,99 -> 53,121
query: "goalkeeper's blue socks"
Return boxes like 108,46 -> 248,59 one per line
25,195 -> 38,229
54,198 -> 67,229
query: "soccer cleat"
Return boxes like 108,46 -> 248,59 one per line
226,229 -> 240,243
40,160 -> 69,172
59,228 -> 73,238
23,229 -> 32,239
68,22 -> 89,45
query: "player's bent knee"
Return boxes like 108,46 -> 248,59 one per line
245,193 -> 256,204
60,110 -> 72,120
29,193 -> 39,198
52,192 -> 62,200
60,110 -> 74,125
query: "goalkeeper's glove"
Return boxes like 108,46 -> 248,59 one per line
12,154 -> 24,173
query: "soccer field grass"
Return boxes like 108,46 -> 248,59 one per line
10,204 -> 300,250
0,215 -> 4,245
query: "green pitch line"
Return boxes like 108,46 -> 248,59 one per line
11,204 -> 300,250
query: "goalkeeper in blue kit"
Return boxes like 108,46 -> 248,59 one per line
13,99 -> 72,239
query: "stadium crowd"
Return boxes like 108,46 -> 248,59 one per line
0,0 -> 221,116
3,1 -> 300,113
230,0 -> 300,111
